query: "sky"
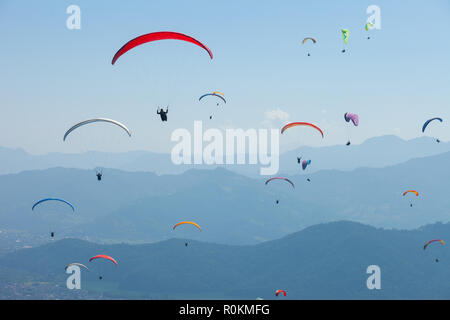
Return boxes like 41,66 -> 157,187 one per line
0,0 -> 449,154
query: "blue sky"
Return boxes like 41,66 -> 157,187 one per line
0,0 -> 449,154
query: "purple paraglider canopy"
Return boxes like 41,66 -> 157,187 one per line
344,113 -> 359,126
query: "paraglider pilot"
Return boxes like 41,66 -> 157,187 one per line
96,170 -> 102,181
157,106 -> 169,122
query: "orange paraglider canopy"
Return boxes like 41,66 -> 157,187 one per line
173,221 -> 202,231
402,190 -> 419,196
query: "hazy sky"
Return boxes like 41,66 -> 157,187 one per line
0,0 -> 449,154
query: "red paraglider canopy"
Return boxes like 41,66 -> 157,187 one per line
112,31 -> 213,65
89,254 -> 118,266
275,289 -> 287,296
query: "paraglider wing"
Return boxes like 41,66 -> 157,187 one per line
302,37 -> 317,44
422,118 -> 443,133
402,190 -> 419,197
199,93 -> 226,104
212,91 -> 225,97
281,122 -> 324,138
342,29 -> 349,44
63,118 -> 131,141
275,289 -> 287,296
65,263 -> 89,271
112,31 -> 213,65
173,221 -> 202,231
424,239 -> 445,250
344,113 -> 359,126
265,177 -> 295,189
302,160 -> 311,170
89,255 -> 118,266
32,198 -> 75,211
365,22 -> 374,31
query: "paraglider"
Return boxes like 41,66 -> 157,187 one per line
173,221 -> 201,247
341,29 -> 349,53
63,118 -> 131,180
32,198 -> 75,238
266,177 -> 294,205
111,31 -> 213,65
344,112 -> 359,145
281,122 -> 324,138
302,37 -> 316,56
157,106 -> 169,122
403,190 -> 418,207
89,254 -> 118,280
297,157 -> 302,164
422,118 -> 443,143
275,289 -> 286,297
199,93 -> 226,119
424,240 -> 445,262
365,22 -> 374,39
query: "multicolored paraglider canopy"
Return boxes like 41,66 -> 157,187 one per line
281,122 -> 324,138
302,37 -> 316,44
275,289 -> 287,296
424,239 -> 445,250
302,160 -> 311,170
365,22 -> 374,31
265,177 -> 295,189
199,93 -> 226,104
342,29 -> 349,44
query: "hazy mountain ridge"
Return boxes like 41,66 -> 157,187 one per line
1,220 -> 450,299
0,135 -> 448,177
2,149 -> 450,246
